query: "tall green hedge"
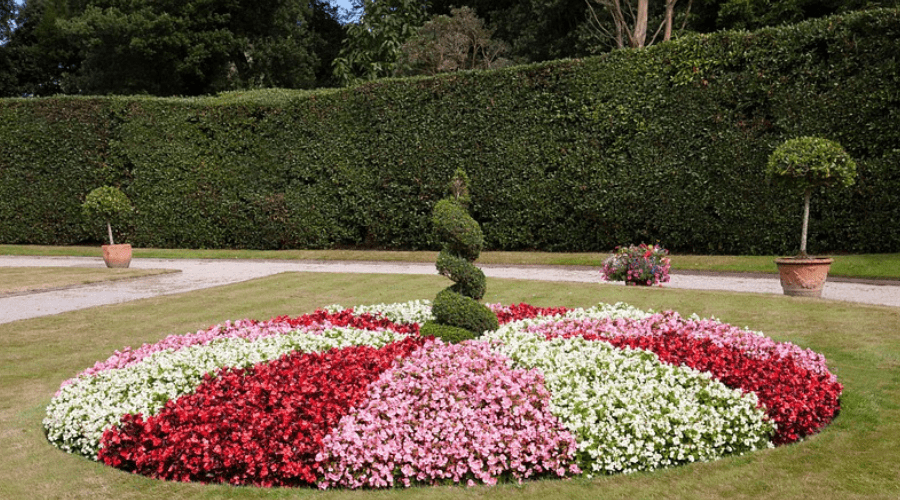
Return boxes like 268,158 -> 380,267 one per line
2,8 -> 898,254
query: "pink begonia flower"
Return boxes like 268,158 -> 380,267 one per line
317,339 -> 580,489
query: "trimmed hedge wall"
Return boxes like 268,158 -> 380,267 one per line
2,8 -> 899,254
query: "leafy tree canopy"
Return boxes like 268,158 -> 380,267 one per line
1,0 -> 79,96
332,0 -> 430,86
397,6 -> 510,77
1,0 -> 15,44
426,0 -> 900,61
4,0 -> 898,96
0,0 -> 16,94
1,0 -> 346,96
57,0 -> 317,95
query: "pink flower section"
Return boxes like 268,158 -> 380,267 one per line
317,339 -> 580,489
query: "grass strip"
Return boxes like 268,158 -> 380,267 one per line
0,267 -> 179,296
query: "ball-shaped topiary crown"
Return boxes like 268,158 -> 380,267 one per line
82,186 -> 133,245
766,137 -> 857,192
766,137 -> 857,257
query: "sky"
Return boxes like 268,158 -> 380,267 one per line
331,0 -> 360,23
332,0 -> 356,11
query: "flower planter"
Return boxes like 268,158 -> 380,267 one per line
46,301 -> 843,486
102,244 -> 132,268
774,257 -> 833,298
601,244 -> 671,287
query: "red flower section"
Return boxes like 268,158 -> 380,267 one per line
547,325 -> 842,445
494,303 -> 570,324
98,337 -> 425,486
277,309 -> 420,336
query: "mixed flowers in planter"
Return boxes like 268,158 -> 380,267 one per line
44,301 -> 842,489
601,244 -> 672,286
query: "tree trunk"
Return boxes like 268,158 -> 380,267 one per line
633,0 -> 648,48
610,0 -> 626,48
664,0 -> 676,41
800,189 -> 811,257
107,221 -> 115,246
590,0 -> 679,49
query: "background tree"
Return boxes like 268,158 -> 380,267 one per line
0,0 -> 15,94
1,0 -> 81,96
3,0 -> 898,96
1,0 -> 15,44
308,0 -> 346,87
1,0 -> 346,96
56,0 -> 320,95
584,0 -> 686,50
428,0 -> 593,62
332,0 -> 430,86
426,0 -> 899,61
396,6 -> 510,76
222,0 -> 321,90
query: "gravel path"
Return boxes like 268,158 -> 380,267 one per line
1,255 -> 897,324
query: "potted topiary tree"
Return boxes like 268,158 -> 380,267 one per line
766,137 -> 857,297
82,186 -> 134,268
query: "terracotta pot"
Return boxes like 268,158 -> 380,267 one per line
774,257 -> 833,298
102,243 -> 132,268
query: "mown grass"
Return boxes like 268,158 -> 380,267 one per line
3,245 -> 899,280
0,267 -> 178,295
1,272 -> 898,500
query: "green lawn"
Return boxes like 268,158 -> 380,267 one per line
1,272 -> 898,499
3,245 -> 899,280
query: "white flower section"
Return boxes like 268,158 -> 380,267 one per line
324,300 -> 434,325
483,324 -> 774,475
353,300 -> 434,325
573,302 -> 654,321
43,327 -> 408,458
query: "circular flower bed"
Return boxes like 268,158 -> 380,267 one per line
44,301 -> 842,488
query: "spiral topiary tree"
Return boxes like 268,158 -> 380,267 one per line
421,169 -> 499,343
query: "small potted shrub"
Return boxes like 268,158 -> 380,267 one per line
766,136 -> 857,297
600,243 -> 671,286
82,186 -> 134,268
